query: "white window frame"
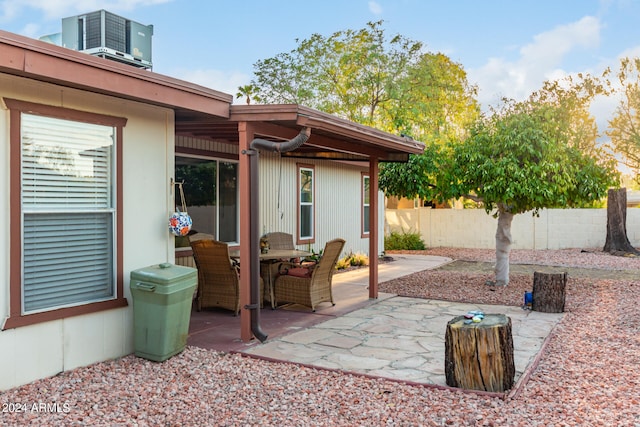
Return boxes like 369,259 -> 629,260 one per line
362,174 -> 370,237
297,164 -> 315,243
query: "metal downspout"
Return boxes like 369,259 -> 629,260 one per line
244,127 -> 310,342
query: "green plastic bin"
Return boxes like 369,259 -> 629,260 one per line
130,262 -> 197,362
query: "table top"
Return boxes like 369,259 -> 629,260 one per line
229,249 -> 312,261
448,313 -> 509,329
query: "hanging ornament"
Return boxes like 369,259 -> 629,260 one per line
169,181 -> 192,236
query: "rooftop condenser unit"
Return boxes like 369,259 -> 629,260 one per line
61,10 -> 153,70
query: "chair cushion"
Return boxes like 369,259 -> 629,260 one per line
285,267 -> 312,278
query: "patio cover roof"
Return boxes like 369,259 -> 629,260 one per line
177,104 -> 424,162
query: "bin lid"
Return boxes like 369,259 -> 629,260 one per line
130,263 -> 197,285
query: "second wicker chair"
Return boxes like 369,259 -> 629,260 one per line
274,238 -> 346,311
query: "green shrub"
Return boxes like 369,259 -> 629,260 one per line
384,230 -> 426,250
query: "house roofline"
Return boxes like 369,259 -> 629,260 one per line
0,30 -> 232,118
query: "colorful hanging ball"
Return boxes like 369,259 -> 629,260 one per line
169,212 -> 192,236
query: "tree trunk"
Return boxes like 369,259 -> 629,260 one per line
532,272 -> 566,313
494,209 -> 514,286
445,314 -> 515,392
604,188 -> 639,256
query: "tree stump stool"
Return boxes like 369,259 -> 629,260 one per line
532,271 -> 566,313
445,314 -> 515,392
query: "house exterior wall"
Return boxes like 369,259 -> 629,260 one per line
258,153 -> 383,257
0,73 -> 175,391
386,207 -> 640,250
173,140 -> 383,260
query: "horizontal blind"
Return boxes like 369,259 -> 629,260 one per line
21,113 -> 116,313
23,213 -> 114,312
22,114 -> 113,210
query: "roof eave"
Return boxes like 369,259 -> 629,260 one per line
0,30 -> 233,118
230,104 -> 425,156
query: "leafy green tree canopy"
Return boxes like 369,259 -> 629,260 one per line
446,100 -> 617,215
246,20 -> 479,139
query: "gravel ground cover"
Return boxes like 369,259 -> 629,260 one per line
1,248 -> 639,426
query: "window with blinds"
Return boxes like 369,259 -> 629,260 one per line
21,113 -> 116,313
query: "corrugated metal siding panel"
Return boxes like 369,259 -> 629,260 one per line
258,153 -> 382,257
259,153 -> 297,237
175,135 -> 238,155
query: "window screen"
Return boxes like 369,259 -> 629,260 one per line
21,113 -> 116,313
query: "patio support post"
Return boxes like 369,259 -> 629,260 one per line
238,121 -> 254,342
238,125 -> 310,343
369,157 -> 379,299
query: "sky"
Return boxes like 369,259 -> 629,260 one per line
1,0 -> 639,131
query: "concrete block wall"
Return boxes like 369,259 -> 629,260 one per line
385,208 -> 640,250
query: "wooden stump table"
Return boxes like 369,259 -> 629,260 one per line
445,313 -> 515,392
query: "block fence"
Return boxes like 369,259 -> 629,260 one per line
385,208 -> 640,250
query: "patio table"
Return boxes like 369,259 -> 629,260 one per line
229,249 -> 312,308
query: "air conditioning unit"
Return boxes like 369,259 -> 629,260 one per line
61,10 -> 153,70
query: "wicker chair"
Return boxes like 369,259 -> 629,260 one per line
264,232 -> 295,250
191,239 -> 262,315
260,232 -> 300,308
274,238 -> 346,311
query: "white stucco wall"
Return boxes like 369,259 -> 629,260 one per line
0,74 -> 175,390
386,207 -> 640,250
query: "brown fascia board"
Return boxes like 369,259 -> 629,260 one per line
0,30 -> 232,118
229,104 -> 302,122
230,104 -> 425,156
297,111 -> 424,155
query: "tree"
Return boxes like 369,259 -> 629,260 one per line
607,57 -> 640,183
381,76 -> 619,285
602,58 -> 640,255
236,84 -> 261,105
453,99 -> 617,285
603,188 -> 639,255
247,20 -> 479,134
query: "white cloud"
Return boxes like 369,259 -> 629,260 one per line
1,0 -> 173,45
368,1 -> 383,15
1,0 -> 171,23
172,68 -> 251,104
615,45 -> 640,62
469,16 -> 602,108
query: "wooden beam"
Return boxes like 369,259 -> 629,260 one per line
252,122 -> 298,138
305,134 -> 387,158
238,121 -> 253,342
